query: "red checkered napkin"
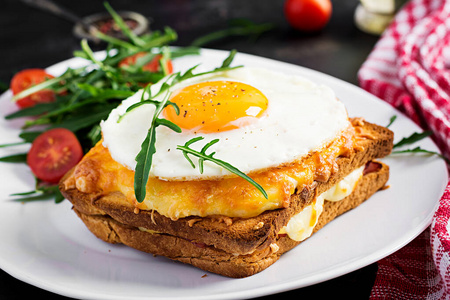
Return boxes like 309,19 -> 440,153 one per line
358,0 -> 450,298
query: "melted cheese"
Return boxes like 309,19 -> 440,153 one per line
279,194 -> 326,242
71,126 -> 355,220
322,165 -> 364,202
279,165 -> 364,242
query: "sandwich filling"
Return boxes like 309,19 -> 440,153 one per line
278,165 -> 364,241
135,165 -> 365,242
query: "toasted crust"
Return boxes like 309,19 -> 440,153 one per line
59,119 -> 393,277
72,161 -> 389,278
60,120 -> 393,255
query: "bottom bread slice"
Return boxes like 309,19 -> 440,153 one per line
72,161 -> 389,278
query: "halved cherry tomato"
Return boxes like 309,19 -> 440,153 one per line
284,0 -> 332,32
10,69 -> 56,109
27,128 -> 83,184
118,53 -> 173,73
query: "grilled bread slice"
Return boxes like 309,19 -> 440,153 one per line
60,119 -> 393,277
70,161 -> 389,278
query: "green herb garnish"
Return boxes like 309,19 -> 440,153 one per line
133,89 -> 181,202
0,153 -> 27,163
11,77 -> 63,103
177,137 -> 268,199
386,115 -> 447,162
10,181 -> 64,204
393,131 -> 433,148
392,147 -> 449,163
103,2 -> 145,47
386,115 -> 397,128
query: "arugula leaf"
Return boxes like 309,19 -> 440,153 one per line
385,116 -> 446,162
11,193 -> 55,202
159,47 -> 172,76
0,153 -> 27,163
47,104 -> 117,132
393,131 -> 433,148
133,91 -> 181,202
11,77 -> 64,103
80,40 -> 119,84
181,136 -> 202,168
10,185 -> 64,203
95,31 -> 139,51
392,147 -> 449,163
103,2 -> 146,47
386,115 -> 397,128
170,47 -> 200,59
177,137 -> 268,199
220,49 -> 236,68
81,39 -> 106,68
141,27 -> 178,50
19,131 -> 43,143
134,125 -> 158,202
87,125 -> 102,145
76,84 -> 134,101
5,102 -> 60,120
0,142 -> 26,148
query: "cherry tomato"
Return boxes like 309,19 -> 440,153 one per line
118,53 -> 173,73
27,128 -> 83,184
10,69 -> 56,109
284,0 -> 332,32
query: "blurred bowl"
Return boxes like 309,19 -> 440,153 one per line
73,11 -> 149,41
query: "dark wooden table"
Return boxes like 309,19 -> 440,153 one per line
0,0 -> 380,299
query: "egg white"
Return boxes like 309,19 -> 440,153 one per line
101,67 -> 350,180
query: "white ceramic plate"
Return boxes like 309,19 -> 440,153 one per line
0,49 -> 447,300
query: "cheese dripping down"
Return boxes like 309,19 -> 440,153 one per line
279,165 -> 364,242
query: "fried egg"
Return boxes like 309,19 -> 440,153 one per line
101,67 -> 350,180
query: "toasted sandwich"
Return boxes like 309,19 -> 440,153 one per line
59,66 -> 393,278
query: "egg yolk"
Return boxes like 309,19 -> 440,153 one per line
163,81 -> 268,133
